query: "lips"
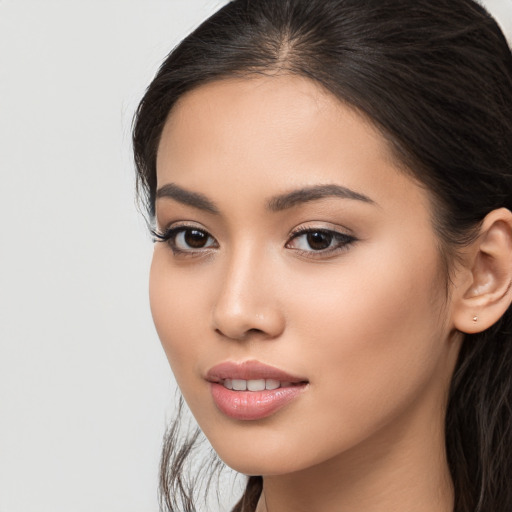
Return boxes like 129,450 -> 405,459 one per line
206,360 -> 308,421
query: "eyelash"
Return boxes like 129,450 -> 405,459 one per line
152,224 -> 357,258
152,224 -> 218,256
286,227 -> 357,257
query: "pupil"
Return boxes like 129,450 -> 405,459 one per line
185,229 -> 207,248
307,231 -> 332,250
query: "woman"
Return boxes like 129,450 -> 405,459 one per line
133,0 -> 512,510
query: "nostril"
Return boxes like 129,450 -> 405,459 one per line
212,301 -> 286,341
247,328 -> 265,335
215,327 -> 268,340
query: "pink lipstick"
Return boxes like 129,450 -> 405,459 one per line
206,360 -> 308,421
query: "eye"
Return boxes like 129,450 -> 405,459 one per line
152,225 -> 218,254
175,228 -> 215,250
286,228 -> 356,256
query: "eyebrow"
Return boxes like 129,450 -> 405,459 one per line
267,184 -> 376,211
156,183 -> 220,214
155,182 -> 375,214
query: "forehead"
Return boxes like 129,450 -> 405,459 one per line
156,75 -> 428,216
160,75 -> 388,156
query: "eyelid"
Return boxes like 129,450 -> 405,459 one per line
288,221 -> 355,238
152,220 -> 206,239
152,221 -> 218,255
286,222 -> 357,257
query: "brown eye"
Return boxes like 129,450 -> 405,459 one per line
184,229 -> 209,248
306,231 -> 333,250
161,226 -> 217,253
286,228 -> 356,256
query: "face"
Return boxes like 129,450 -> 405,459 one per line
150,75 -> 462,476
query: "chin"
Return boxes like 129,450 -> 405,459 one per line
205,427 -> 325,477
219,453 -> 298,477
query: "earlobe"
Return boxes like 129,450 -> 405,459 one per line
452,208 -> 512,334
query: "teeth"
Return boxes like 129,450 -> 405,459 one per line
247,379 -> 265,391
223,379 -> 291,391
232,379 -> 247,391
265,379 -> 280,390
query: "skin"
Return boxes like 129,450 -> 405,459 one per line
150,75 -> 479,511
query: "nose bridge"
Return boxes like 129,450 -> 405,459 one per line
212,239 -> 284,340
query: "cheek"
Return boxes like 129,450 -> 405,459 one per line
149,250 -> 205,382
283,239 -> 447,436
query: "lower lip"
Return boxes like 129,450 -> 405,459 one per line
209,382 -> 307,421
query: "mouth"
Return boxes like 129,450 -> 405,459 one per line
205,360 -> 309,421
219,378 -> 304,391
206,359 -> 308,387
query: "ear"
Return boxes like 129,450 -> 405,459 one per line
452,208 -> 512,334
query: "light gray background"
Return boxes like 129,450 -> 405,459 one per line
0,1 -> 510,511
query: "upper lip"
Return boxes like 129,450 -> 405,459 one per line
206,360 -> 308,383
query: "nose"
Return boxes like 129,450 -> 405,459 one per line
211,246 -> 285,341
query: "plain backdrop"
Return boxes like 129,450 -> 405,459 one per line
0,1 -> 510,512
